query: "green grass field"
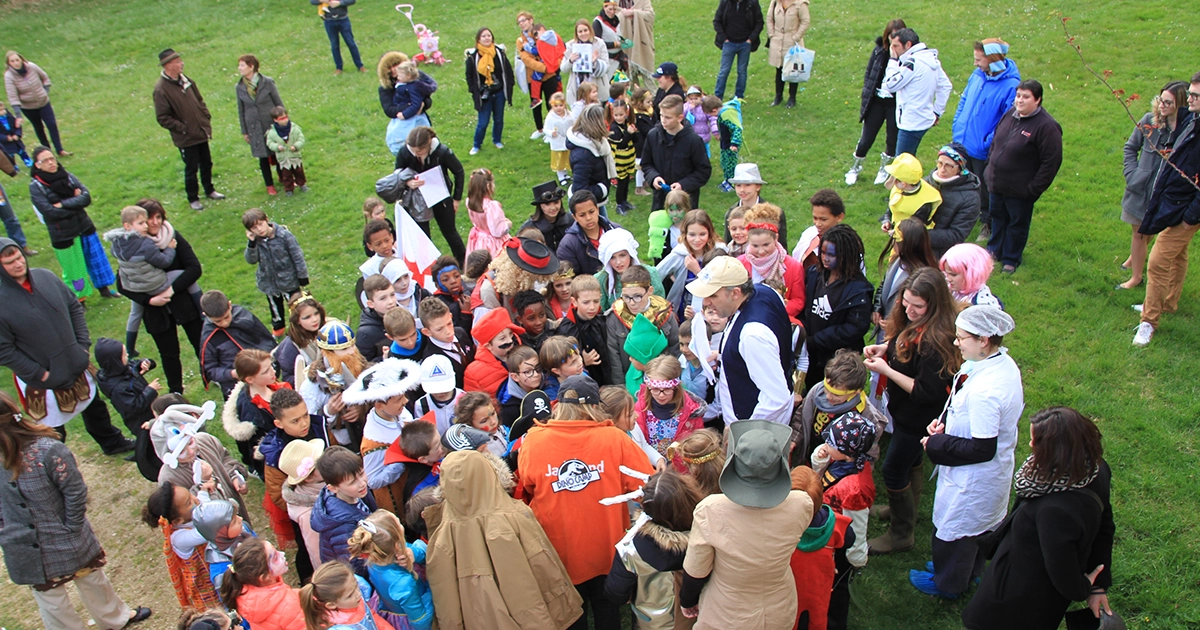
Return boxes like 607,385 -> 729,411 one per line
2,0 -> 1199,628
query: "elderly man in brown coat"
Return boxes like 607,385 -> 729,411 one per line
152,48 -> 225,211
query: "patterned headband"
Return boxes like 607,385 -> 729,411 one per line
645,377 -> 681,390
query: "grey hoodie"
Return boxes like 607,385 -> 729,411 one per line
0,237 -> 93,389
105,227 -> 175,294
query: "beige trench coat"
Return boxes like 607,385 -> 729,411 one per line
682,491 -> 814,629
766,0 -> 811,68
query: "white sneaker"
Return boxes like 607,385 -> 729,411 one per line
530,130 -> 544,140
873,166 -> 889,185
845,165 -> 862,186
469,147 -> 480,155
1132,322 -> 1154,346
494,142 -> 504,149
1132,304 -> 1143,313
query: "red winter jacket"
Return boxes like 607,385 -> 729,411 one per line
739,253 -> 807,319
463,347 -> 509,395
236,578 -> 305,630
789,508 -> 851,630
634,388 -> 706,472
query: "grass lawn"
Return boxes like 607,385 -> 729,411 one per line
2,0 -> 1200,628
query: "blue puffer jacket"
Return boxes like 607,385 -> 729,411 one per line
310,486 -> 378,564
951,59 -> 1020,160
1142,112 -> 1200,234
555,216 -> 620,275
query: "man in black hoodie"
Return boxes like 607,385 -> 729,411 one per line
712,0 -> 764,99
0,238 -> 133,454
641,95 -> 713,211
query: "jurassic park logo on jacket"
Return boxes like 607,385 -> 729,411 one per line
547,459 -> 604,492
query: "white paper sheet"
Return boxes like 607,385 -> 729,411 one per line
416,165 -> 450,207
572,43 -> 593,74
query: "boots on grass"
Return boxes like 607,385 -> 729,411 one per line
771,77 -> 784,107
785,83 -> 798,108
844,155 -> 865,186
868,485 -> 916,555
872,464 -> 924,521
873,152 -> 893,185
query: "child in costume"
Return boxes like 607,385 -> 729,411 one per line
599,385 -> 664,469
633,355 -> 706,470
605,265 -> 678,389
151,398 -> 252,521
496,346 -> 543,428
279,436 -> 328,573
297,319 -> 370,451
646,189 -> 689,263
543,92 -> 573,185
881,153 -> 942,234
347,510 -> 435,630
276,292 -> 326,387
788,466 -> 854,630
430,255 -> 474,334
940,242 -> 1003,308
453,391 -> 510,458
738,202 -> 806,318
656,209 -> 725,321
607,98 -> 637,214
341,357 -> 424,515
192,494 -> 256,589
218,537 -> 305,630
412,355 -> 464,434
716,98 -> 744,192
555,274 -> 610,386
595,227 -> 664,312
141,480 -> 220,613
465,168 -> 512,257
543,260 -> 574,320
525,24 -> 566,106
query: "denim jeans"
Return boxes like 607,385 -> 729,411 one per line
323,18 -> 363,70
473,93 -> 506,149
895,127 -> 929,157
987,192 -> 1037,267
0,185 -> 27,247
714,41 -> 751,98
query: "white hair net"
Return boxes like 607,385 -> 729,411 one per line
956,305 -> 1015,337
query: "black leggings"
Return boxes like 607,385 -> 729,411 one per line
431,201 -> 466,264
854,96 -> 898,158
149,318 -> 203,394
774,67 -> 799,99
531,74 -> 563,131
257,156 -> 277,187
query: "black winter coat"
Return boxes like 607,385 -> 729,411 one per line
641,122 -> 712,208
803,267 -> 873,388
859,38 -> 890,122
464,46 -> 515,111
356,308 -> 387,363
30,173 -> 94,245
926,172 -> 981,259
199,304 -> 275,395
566,135 -> 611,204
882,337 -> 952,435
1142,112 -> 1200,234
556,307 -> 610,386
962,462 -> 1114,630
652,82 -> 685,122
713,0 -> 764,51
519,212 -> 574,253
393,140 -> 464,212
556,216 -> 620,275
95,337 -> 162,481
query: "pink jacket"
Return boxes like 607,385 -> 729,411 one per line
634,388 -> 706,472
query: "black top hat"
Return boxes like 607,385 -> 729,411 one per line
530,181 -> 567,206
158,48 -> 181,66
504,237 -> 559,275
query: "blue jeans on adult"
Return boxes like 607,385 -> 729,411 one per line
715,41 -> 751,99
895,128 -> 929,157
473,93 -> 506,150
987,192 -> 1037,268
323,18 -> 363,70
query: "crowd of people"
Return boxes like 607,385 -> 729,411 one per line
6,1 -> 1196,629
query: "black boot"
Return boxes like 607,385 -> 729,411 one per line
771,76 -> 784,107
125,330 -> 140,359
786,83 -> 798,108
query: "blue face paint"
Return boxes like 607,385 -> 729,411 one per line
821,242 -> 837,269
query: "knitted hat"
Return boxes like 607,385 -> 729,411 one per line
471,307 -> 526,345
279,438 -> 326,485
938,143 -> 970,175
316,319 -> 356,351
624,314 -> 667,365
342,358 -> 423,405
981,38 -> 1009,74
884,153 -> 924,185
158,48 -> 181,66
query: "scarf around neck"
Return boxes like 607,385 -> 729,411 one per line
151,220 -> 176,250
747,241 -> 788,285
273,121 -> 292,140
32,166 -> 75,199
242,73 -> 259,99
475,43 -> 497,85
1013,455 -> 1099,499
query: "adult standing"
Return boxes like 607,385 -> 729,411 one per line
618,0 -> 656,85
862,268 -> 958,555
642,95 -> 711,211
153,48 -> 225,212
378,51 -> 435,121
593,3 -> 627,79
0,240 -> 133,455
394,126 -> 466,263
925,143 -> 982,259
561,20 -> 611,100
235,54 -> 285,196
915,305 -> 1023,598
689,257 -> 793,425
844,19 -> 905,187
711,0 -> 763,100
118,199 -> 205,395
311,0 -> 364,74
464,28 -> 515,156
0,394 -> 152,630
1118,82 -> 1187,290
566,104 -> 618,214
962,407 -> 1116,630
1134,72 -> 1200,347
951,39 -> 1020,244
882,28 -> 953,158
4,51 -> 71,157
28,147 -> 117,300
650,62 -> 686,122
515,12 -> 563,140
765,0 -> 809,108
984,79 -> 1063,274
679,420 -> 814,627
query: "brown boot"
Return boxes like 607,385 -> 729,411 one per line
871,464 -> 925,521
868,486 -> 916,555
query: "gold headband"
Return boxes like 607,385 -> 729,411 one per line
667,441 -> 719,464
823,380 -> 861,397
288,290 -> 317,316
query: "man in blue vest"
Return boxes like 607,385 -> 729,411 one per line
687,256 -> 793,425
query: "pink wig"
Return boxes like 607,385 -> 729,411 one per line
939,243 -> 993,295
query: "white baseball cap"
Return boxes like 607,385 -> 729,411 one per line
420,355 -> 456,394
